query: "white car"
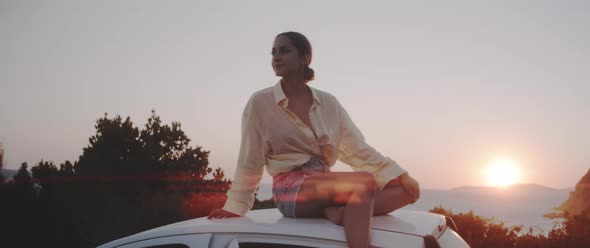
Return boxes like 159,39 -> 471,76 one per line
98,208 -> 470,248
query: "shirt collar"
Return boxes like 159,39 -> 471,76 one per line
272,79 -> 321,106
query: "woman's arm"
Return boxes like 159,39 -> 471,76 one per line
209,96 -> 267,217
335,99 -> 409,189
207,208 -> 241,219
399,172 -> 420,203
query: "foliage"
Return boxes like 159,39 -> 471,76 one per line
0,111 -> 232,248
542,169 -> 590,247
1,163 -> 39,247
431,205 -> 590,248
252,190 -> 277,210
0,143 -> 4,184
430,205 -> 519,248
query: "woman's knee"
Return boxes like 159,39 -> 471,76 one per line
349,172 -> 377,200
373,184 -> 413,215
383,183 -> 414,206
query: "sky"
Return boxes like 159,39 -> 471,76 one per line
1,0 -> 588,189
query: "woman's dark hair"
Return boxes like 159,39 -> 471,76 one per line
276,31 -> 315,82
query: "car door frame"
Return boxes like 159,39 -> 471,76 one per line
114,233 -> 212,248
211,233 -> 349,248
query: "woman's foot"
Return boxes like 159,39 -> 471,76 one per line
324,206 -> 344,226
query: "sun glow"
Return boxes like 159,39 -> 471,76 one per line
484,157 -> 521,187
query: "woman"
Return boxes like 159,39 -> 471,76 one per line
208,31 -> 420,248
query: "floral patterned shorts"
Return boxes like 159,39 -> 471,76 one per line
272,158 -> 329,218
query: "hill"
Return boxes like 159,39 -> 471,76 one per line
1,169 -> 18,181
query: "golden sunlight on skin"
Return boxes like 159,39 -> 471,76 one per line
483,157 -> 522,187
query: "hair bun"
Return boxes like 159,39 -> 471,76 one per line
304,66 -> 315,81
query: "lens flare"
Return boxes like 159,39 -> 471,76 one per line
484,157 -> 521,187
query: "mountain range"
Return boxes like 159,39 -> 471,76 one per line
1,169 -> 17,180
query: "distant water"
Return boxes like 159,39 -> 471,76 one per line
256,183 -> 570,235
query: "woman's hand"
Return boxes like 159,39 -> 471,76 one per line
207,209 -> 241,219
399,173 -> 420,204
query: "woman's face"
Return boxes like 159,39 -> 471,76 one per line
271,36 -> 307,78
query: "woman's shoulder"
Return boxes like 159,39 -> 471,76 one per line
252,85 -> 274,98
242,85 -> 276,109
309,86 -> 341,106
245,83 -> 342,107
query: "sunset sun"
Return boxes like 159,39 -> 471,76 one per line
484,157 -> 521,187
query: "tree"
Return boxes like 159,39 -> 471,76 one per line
430,206 -> 520,248
0,143 -> 4,184
59,160 -> 76,176
14,162 -> 35,193
9,163 -> 40,247
430,205 -> 590,248
69,111 -> 228,247
76,113 -> 144,177
212,167 -> 226,182
4,111 -> 231,248
544,169 -> 590,247
31,160 -> 59,193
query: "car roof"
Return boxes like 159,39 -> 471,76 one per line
100,209 -> 447,248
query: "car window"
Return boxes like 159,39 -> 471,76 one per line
238,243 -> 315,248
116,234 -> 212,248
142,245 -> 189,248
214,234 -> 347,248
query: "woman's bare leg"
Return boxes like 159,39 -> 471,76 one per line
323,179 -> 415,226
343,180 -> 375,248
295,172 -> 376,248
374,180 -> 415,215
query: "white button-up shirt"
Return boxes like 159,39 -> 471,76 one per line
222,80 -> 406,216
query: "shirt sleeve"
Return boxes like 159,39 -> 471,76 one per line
222,96 -> 266,216
336,100 -> 407,189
